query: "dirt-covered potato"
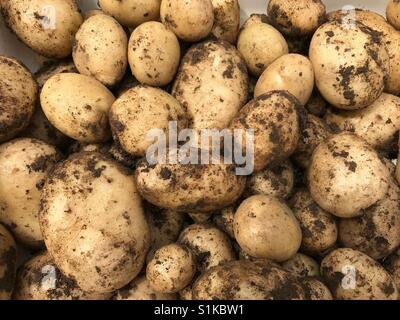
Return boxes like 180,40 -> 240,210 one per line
230,91 -> 304,173
254,54 -> 314,106
234,195 -> 302,262
321,248 -> 398,300
192,260 -> 306,300
282,253 -> 320,277
387,0 -> 400,30
40,73 -> 115,143
267,0 -> 326,37
0,138 -> 61,248
128,22 -> 180,87
306,90 -> 327,117
308,133 -> 390,218
147,244 -> 196,293
302,278 -> 333,300
39,152 -> 150,293
160,0 -> 214,42
309,20 -> 389,110
290,189 -> 337,254
0,0 -> 82,58
178,223 -> 235,272
0,56 -> 37,143
211,0 -> 240,44
384,250 -> 400,293
237,19 -> 288,77
212,206 -> 235,238
0,224 -> 16,300
73,14 -> 128,87
14,252 -> 111,300
114,275 -> 177,300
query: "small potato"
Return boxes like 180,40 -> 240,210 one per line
99,0 -> 161,28
254,54 -> 314,106
147,244 -> 196,293
0,224 -> 16,300
384,250 -> 400,293
178,224 -> 235,272
212,207 -> 235,238
321,248 -> 398,300
0,0 -> 82,58
128,22 -> 180,87
160,0 -> 214,42
241,13 -> 270,29
237,20 -> 288,77
0,56 -> 37,143
282,253 -> 320,277
387,0 -> 400,30
308,133 -> 390,218
73,14 -> 128,87
14,252 -> 111,300
39,152 -> 150,293
211,0 -> 240,44
0,138 -> 61,248
302,278 -> 333,300
234,195 -> 302,262
40,73 -> 116,143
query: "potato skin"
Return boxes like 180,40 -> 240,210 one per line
211,0 -> 240,44
282,253 -> 320,277
73,14 -> 128,87
0,0 -> 82,58
387,0 -> 400,30
384,251 -> 400,294
212,206 -> 235,238
0,56 -> 37,143
302,278 -> 333,300
0,224 -> 16,300
321,248 -> 398,300
39,152 -> 150,293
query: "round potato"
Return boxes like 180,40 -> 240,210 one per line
302,278 -> 333,300
0,0 -> 82,58
39,152 -> 150,293
387,0 -> 400,30
0,224 -> 16,300
211,0 -> 240,44
282,253 -> 320,277
40,73 -> 116,143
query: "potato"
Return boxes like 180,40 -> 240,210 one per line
99,0 -> 161,28
241,13 -> 270,29
309,20 -> 389,110
160,0 -> 214,42
234,195 -> 302,262
324,93 -> 400,153
114,275 -> 177,300
229,91 -> 304,173
289,189 -> 337,254
302,278 -> 333,300
147,244 -> 196,293
73,14 -> 128,87
387,0 -> 400,30
39,152 -> 150,293
0,0 -> 82,58
267,0 -> 326,37
308,133 -> 390,218
83,10 -> 105,20
14,252 -> 111,300
321,248 -> 398,300
254,54 -> 314,106
192,260 -> 306,300
35,60 -> 77,88
237,19 -> 288,77
282,253 -> 320,277
0,224 -> 16,300
212,207 -> 235,238
40,73 -> 116,143
178,223 -> 235,272
211,0 -> 240,44
128,22 -> 180,87
179,284 -> 194,300
306,90 -> 328,117
384,250 -> 400,294
0,56 -> 37,143
0,138 -> 61,248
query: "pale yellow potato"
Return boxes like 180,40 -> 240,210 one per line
211,0 -> 240,44
282,253 -> 320,277
387,0 -> 400,30
302,278 -> 333,300
0,224 -> 16,300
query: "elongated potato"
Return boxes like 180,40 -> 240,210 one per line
211,0 -> 240,44
0,224 -> 16,300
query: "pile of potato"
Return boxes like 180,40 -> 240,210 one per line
1,0 -> 400,300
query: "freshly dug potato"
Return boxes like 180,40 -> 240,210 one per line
254,54 -> 314,106
192,260 -> 306,300
267,0 -> 326,36
306,90 -> 328,117
114,275 -> 177,300
290,190 -> 337,254
14,252 -> 111,300
321,248 -> 398,300
0,224 -> 16,300
212,206 -> 235,238
308,133 -> 390,218
234,195 -> 302,262
40,73 -> 116,143
282,253 -> 320,277
0,0 -> 82,58
309,20 -> 389,110
0,56 -> 37,143
384,250 -> 400,293
237,19 -> 288,77
387,0 -> 400,30
73,14 -> 128,87
211,0 -> 240,44
229,91 -> 304,173
147,244 -> 196,293
302,278 -> 333,300
178,224 -> 235,272
241,13 -> 270,29
128,22 -> 180,87
39,152 -> 150,293
0,138 -> 61,248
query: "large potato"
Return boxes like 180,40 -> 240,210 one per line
211,0 -> 240,44
0,224 -> 16,300
39,152 -> 150,293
